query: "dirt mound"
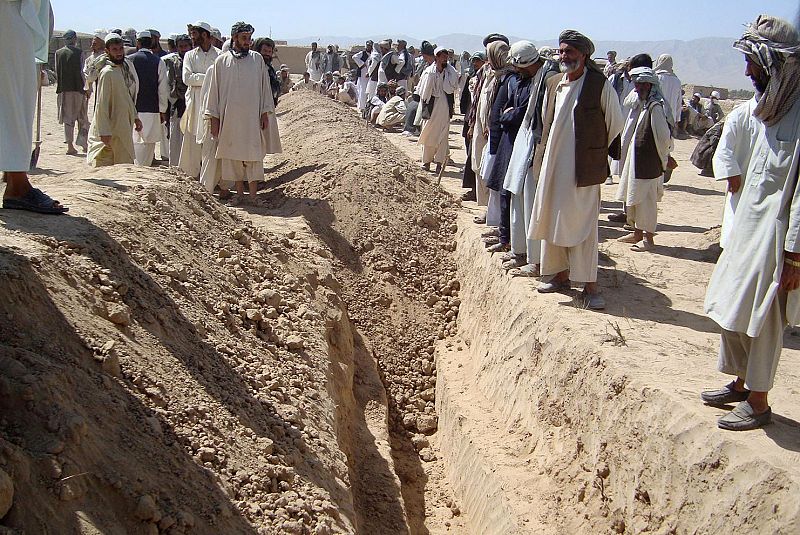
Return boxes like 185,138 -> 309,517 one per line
0,171 -> 359,534
256,91 -> 465,530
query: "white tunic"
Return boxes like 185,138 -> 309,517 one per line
615,99 -> 671,208
204,51 -> 281,163
529,71 -> 624,246
305,50 -> 323,83
712,98 -> 761,250
656,71 -> 682,125
417,63 -> 458,160
704,98 -> 800,336
181,45 -> 220,139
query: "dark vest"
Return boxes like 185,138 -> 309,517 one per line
55,45 -> 84,94
356,50 -> 369,78
397,49 -> 413,79
130,49 -> 161,113
369,54 -> 379,82
573,68 -> 611,187
634,103 -> 665,180
382,52 -> 399,81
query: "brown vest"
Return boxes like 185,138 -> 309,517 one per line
542,68 -> 612,187
634,103 -> 665,180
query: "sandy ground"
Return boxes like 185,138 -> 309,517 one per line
2,84 -> 799,534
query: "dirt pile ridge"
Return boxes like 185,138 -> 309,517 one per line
0,168 -> 362,534
251,91 -> 467,532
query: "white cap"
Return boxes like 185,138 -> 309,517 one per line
93,29 -> 107,39
104,32 -> 123,44
188,21 -> 212,33
710,90 -> 721,99
136,30 -> 151,40
509,40 -> 540,68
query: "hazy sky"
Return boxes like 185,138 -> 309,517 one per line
51,0 -> 799,42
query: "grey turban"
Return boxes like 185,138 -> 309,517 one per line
231,22 -> 254,36
558,29 -> 595,56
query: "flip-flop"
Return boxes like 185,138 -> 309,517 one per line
499,251 -> 519,261
509,264 -> 540,277
487,242 -> 510,253
502,257 -> 527,270
3,187 -> 68,214
631,240 -> 653,252
618,233 -> 641,244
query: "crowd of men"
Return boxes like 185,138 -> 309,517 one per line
0,2 -> 798,434
44,20 -> 284,205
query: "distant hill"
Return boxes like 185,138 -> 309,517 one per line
284,33 -> 752,91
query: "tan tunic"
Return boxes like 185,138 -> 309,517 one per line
86,64 -> 137,167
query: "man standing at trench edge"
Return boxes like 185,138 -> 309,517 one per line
701,14 -> 800,431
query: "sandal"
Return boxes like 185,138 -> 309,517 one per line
618,233 -> 641,244
3,187 -> 68,214
502,256 -> 527,270
487,242 -> 510,253
473,215 -> 486,224
509,264 -> 540,277
498,251 -> 518,261
631,240 -> 653,252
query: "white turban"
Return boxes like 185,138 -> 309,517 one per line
509,40 -> 540,68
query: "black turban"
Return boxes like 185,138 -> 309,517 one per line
420,40 -> 435,56
558,29 -> 595,56
174,33 -> 191,44
231,22 -> 254,36
482,33 -> 509,47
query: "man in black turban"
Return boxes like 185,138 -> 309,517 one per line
230,22 -> 254,58
558,29 -> 602,73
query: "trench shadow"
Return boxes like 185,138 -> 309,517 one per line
248,182 -> 364,274
345,331 -> 412,534
0,210 -> 353,526
84,178 -> 130,192
649,241 -> 722,264
29,166 -> 67,176
267,163 -> 326,190
763,413 -> 800,452
559,266 -> 720,334
665,184 -> 725,197
0,246 -> 256,533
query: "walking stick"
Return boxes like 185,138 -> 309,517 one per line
436,160 -> 446,187
30,65 -> 43,169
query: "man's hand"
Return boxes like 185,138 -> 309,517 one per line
134,118 -> 143,132
261,112 -> 269,130
211,117 -> 220,138
781,254 -> 800,292
503,107 -> 513,114
160,112 -> 167,124
100,135 -> 112,147
726,175 -> 742,194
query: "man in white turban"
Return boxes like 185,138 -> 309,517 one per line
702,14 -> 800,431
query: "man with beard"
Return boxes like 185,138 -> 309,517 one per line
305,42 -> 324,84
179,21 -> 219,178
701,15 -> 800,431
323,44 -> 340,74
55,30 -> 90,155
417,47 -> 458,172
528,30 -> 623,310
86,33 -> 143,167
164,34 -> 192,167
279,65 -> 293,94
206,22 -> 281,204
352,40 -> 374,111
501,41 -> 560,276
365,40 -> 383,102
255,37 -> 281,107
129,30 -> 169,166
395,40 -> 413,90
148,29 -> 167,57
83,29 -> 107,99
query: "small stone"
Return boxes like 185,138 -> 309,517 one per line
198,447 -> 216,462
402,413 -> 417,429
218,248 -> 232,259
419,448 -> 436,462
107,304 -> 131,326
134,494 -> 159,521
246,309 -> 263,321
285,336 -> 305,351
101,352 -> 121,377
411,435 -> 429,451
0,468 -> 13,518
416,415 -> 438,434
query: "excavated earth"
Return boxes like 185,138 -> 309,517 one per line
2,87 -> 800,535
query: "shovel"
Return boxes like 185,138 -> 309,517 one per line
30,66 -> 43,169
436,160 -> 446,187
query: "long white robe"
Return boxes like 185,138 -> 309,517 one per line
179,45 -> 219,177
305,50 -> 324,83
417,62 -> 458,165
471,65 -> 493,206
712,98 -> 760,250
0,0 -> 49,172
656,71 -> 682,125
352,50 -> 370,110
705,98 -> 800,337
529,71 -> 624,246
614,100 -> 671,234
205,51 -> 281,164
365,50 -> 382,100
